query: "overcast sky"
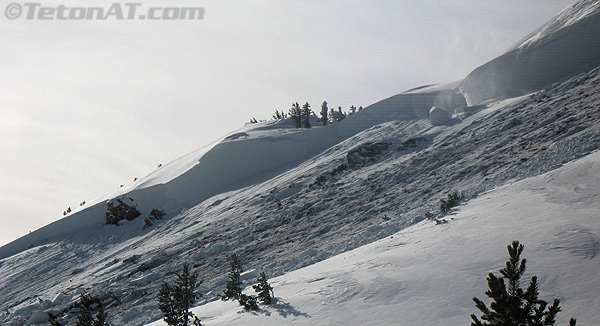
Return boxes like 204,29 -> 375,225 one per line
0,0 -> 577,247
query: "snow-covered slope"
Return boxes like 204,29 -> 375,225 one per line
460,0 -> 600,105
0,81 -> 467,260
149,149 -> 600,326
1,63 -> 599,325
2,1 -> 600,325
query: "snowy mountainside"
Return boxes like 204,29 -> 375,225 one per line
460,0 -> 600,105
1,63 -> 600,325
149,148 -> 600,326
0,80 -> 468,261
3,1 -> 600,324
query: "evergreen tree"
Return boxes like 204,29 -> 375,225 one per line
289,102 -> 302,128
329,106 -> 346,122
75,294 -> 111,326
349,105 -> 357,115
440,191 -> 464,215
337,107 -> 346,121
158,264 -> 203,326
471,241 -> 577,326
221,254 -> 243,302
221,254 -> 260,310
252,272 -> 274,305
301,102 -> 312,128
272,110 -> 287,120
239,294 -> 259,310
320,101 -> 328,126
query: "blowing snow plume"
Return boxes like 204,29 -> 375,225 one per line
460,0 -> 600,105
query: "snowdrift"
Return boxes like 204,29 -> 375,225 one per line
460,0 -> 600,105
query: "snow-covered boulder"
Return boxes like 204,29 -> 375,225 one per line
429,106 -> 452,126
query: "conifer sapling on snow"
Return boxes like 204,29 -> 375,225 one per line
221,254 -> 260,310
75,293 -> 111,326
289,102 -> 302,128
320,101 -> 328,126
253,272 -> 274,304
221,254 -> 243,302
471,241 -> 577,326
349,105 -> 356,115
158,263 -> 203,326
301,102 -> 311,128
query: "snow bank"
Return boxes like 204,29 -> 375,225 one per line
460,0 -> 600,105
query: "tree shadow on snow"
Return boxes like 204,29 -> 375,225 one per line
270,298 -> 311,318
235,298 -> 311,319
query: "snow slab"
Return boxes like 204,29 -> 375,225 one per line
147,150 -> 600,326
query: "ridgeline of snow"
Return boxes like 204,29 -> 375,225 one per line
148,149 -> 600,326
0,80 -> 467,261
460,0 -> 600,105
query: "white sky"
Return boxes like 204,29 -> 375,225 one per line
0,0 -> 577,247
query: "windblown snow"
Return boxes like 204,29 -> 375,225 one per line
1,1 -> 600,325
460,0 -> 600,105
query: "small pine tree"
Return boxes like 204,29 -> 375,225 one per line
239,294 -> 259,310
471,241 -> 577,326
301,102 -> 312,128
349,105 -> 357,115
439,191 -> 463,215
289,102 -> 302,128
252,272 -> 274,305
221,254 -> 260,310
75,294 -> 111,326
221,254 -> 243,302
320,101 -> 328,126
330,106 -> 346,122
158,264 -> 203,326
273,110 -> 287,120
